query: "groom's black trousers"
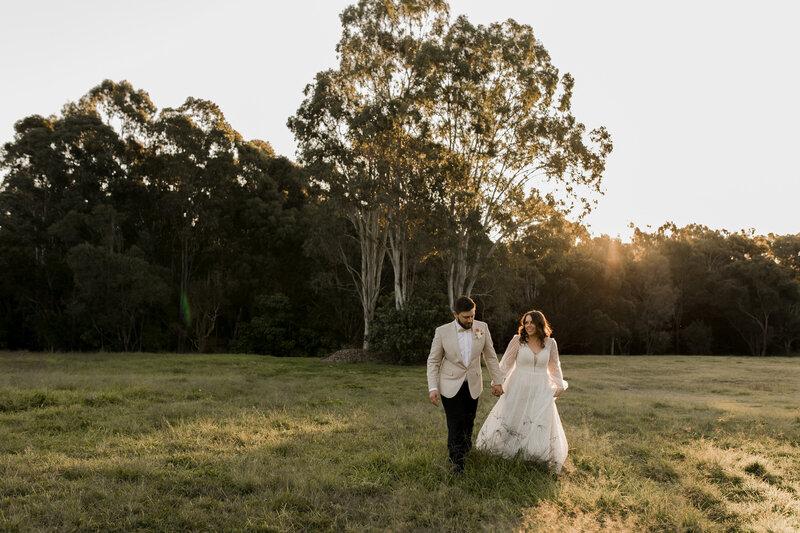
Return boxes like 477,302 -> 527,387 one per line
440,380 -> 479,470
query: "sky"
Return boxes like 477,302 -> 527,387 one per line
1,0 -> 798,240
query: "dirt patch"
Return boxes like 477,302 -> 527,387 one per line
321,348 -> 394,364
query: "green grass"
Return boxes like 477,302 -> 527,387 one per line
0,352 -> 798,532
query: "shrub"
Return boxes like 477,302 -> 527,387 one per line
233,293 -> 298,356
232,293 -> 336,357
368,297 -> 447,364
682,320 -> 713,355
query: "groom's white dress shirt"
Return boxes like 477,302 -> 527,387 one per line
457,325 -> 473,367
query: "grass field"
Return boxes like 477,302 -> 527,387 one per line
0,352 -> 798,532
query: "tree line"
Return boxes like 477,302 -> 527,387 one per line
1,1 -> 798,357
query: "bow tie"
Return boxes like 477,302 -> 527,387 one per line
458,327 -> 471,333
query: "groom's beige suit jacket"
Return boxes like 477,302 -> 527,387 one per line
426,319 -> 503,399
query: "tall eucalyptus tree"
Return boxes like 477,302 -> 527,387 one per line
290,0 -> 448,346
417,16 -> 613,307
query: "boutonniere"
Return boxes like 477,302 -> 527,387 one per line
474,328 -> 484,340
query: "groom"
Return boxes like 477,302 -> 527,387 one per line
427,296 -> 504,474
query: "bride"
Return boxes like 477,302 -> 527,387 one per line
476,310 -> 569,472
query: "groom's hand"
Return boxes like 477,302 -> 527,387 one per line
429,390 -> 440,406
492,384 -> 504,396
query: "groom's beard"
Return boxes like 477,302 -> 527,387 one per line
456,318 -> 473,330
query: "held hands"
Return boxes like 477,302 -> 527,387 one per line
491,384 -> 504,397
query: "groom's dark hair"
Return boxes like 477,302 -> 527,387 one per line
453,296 -> 476,314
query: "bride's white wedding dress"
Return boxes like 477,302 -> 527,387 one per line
476,335 -> 568,472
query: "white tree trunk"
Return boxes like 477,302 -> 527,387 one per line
446,230 -> 497,310
387,224 -> 411,311
341,207 -> 387,350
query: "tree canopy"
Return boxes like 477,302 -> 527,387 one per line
1,3 -> 797,357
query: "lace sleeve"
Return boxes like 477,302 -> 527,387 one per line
547,338 -> 568,396
499,335 -> 520,379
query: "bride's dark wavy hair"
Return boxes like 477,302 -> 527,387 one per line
518,310 -> 552,346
